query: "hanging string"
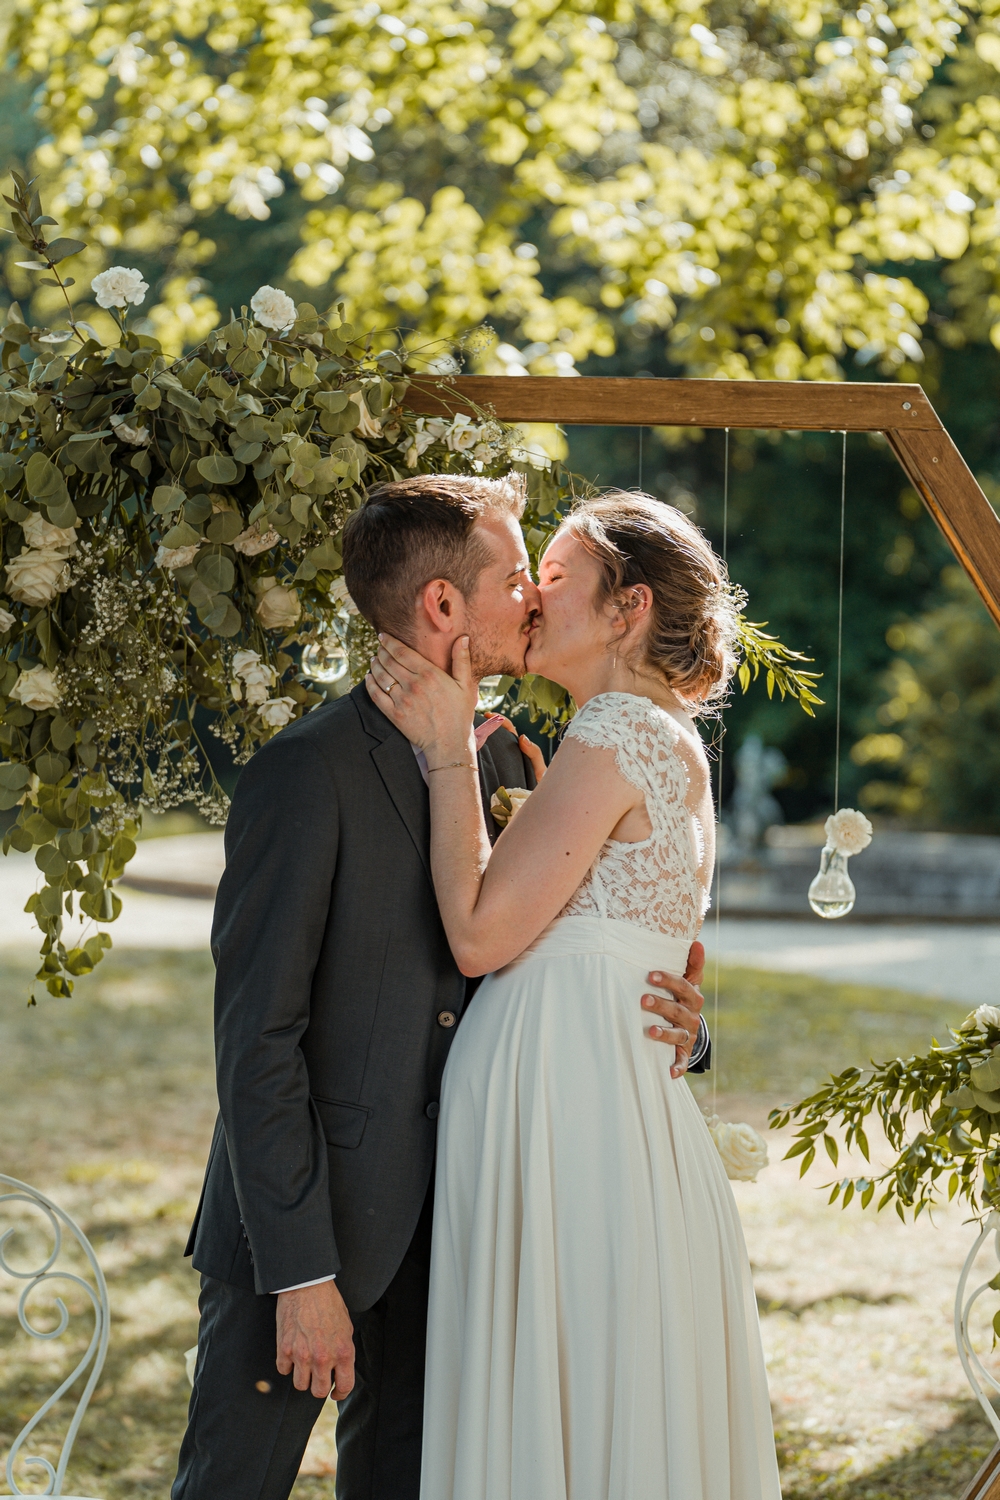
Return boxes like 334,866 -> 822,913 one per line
711,428 -> 729,1112
834,431 -> 847,812
637,426 -> 644,491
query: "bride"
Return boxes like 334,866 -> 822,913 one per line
366,491 -> 781,1500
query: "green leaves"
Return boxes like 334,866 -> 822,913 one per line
197,452 -> 239,485
24,451 -> 69,511
197,552 -> 235,594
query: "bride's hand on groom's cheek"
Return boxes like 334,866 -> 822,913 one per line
367,633 -> 478,756
275,1281 -> 356,1400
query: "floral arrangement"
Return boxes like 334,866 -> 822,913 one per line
0,175 -> 820,999
771,1002 -> 1000,1221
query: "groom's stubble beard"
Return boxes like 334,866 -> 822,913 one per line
465,606 -> 537,681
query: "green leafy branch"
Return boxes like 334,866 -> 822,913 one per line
736,618 -> 825,716
769,1017 -> 1000,1223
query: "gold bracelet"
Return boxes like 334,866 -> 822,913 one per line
427,760 -> 472,772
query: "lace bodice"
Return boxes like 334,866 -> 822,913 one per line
559,693 -> 715,942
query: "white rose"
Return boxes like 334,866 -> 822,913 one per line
0,606 -> 15,633
255,579 -> 301,631
329,577 -> 359,615
490,786 -> 532,829
232,648 -> 263,678
259,696 -> 297,728
706,1116 -> 769,1182
445,414 -> 479,452
5,547 -> 72,606
155,543 -> 201,570
110,413 -> 151,446
21,513 -> 78,553
232,649 -> 276,705
11,663 -> 63,712
350,392 -> 383,440
233,524 -> 280,556
250,285 -> 296,332
824,807 -> 873,857
974,1005 -> 1000,1033
91,266 -> 149,309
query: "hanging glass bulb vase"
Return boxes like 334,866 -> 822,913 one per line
807,809 -> 873,920
476,674 -> 510,713
301,631 -> 349,688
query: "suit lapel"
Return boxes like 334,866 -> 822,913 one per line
353,686 -> 432,883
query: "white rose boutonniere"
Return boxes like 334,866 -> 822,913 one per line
490,786 -> 533,829
5,547 -> 72,607
706,1116 -> 769,1182
11,664 -> 63,712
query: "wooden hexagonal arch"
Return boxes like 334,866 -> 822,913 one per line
408,376 -> 1000,629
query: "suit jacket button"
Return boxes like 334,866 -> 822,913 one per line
437,1010 -> 457,1028
425,1101 -> 440,1120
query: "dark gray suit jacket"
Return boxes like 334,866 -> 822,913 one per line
186,684 -> 537,1311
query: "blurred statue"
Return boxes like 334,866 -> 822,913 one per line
730,734 -> 786,856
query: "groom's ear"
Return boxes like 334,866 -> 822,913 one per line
419,577 -> 466,636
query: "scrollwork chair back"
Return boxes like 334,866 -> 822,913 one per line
0,1174 -> 108,1499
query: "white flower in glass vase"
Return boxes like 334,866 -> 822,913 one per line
155,543 -> 201,570
21,513 -> 78,553
824,808 -> 873,856
5,547 -> 72,606
705,1116 -> 769,1182
250,285 -> 296,332
259,696 -> 297,728
11,664 -> 63,712
255,578 -> 301,631
91,266 -> 149,309
350,392 -> 382,440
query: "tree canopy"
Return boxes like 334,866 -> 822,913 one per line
7,0 -> 1000,376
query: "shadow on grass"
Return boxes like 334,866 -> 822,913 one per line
778,1399 -> 998,1499
758,1288 -> 911,1319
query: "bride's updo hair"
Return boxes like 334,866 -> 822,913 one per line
565,491 -> 744,706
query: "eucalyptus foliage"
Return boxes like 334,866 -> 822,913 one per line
0,178 -> 819,1000
770,1012 -> 1000,1222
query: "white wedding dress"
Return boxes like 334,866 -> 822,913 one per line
419,692 -> 781,1500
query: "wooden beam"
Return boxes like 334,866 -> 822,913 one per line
406,375 -> 942,431
887,427 -> 1000,633
960,1441 -> 1000,1500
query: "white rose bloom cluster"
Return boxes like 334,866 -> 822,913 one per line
231,648 -> 276,707
403,413 -> 491,468
5,510 -> 79,607
350,391 -> 383,440
233,523 -> 280,557
255,578 -> 301,631
960,1003 -> 1000,1033
705,1116 -> 769,1182
250,285 -> 297,332
91,266 -> 149,309
329,577 -> 359,616
259,696 -> 297,729
11,664 -> 63,712
0,606 -> 15,633
155,543 -> 201,570
111,413 -> 151,446
824,808 -> 873,856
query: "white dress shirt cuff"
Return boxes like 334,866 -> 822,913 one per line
270,1273 -> 337,1295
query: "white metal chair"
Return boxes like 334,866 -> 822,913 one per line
0,1174 -> 108,1499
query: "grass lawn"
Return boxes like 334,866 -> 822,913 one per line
0,947 -> 993,1497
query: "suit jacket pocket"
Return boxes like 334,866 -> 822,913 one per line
313,1095 -> 372,1149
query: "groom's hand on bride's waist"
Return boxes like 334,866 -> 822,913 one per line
276,1280 -> 355,1400
641,940 -> 707,1081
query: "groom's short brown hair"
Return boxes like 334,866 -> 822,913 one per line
342,472 -> 526,638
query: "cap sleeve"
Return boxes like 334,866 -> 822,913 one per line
563,692 -> 680,798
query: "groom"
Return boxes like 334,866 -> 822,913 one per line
173,472 -> 710,1500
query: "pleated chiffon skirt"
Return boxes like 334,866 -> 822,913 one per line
419,914 -> 781,1500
